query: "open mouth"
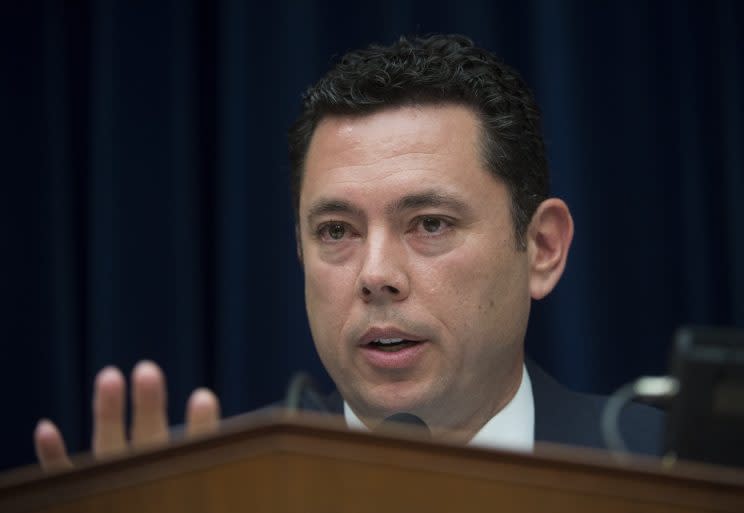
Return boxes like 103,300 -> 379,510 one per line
367,338 -> 423,352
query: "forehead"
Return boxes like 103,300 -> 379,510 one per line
300,104 -> 492,210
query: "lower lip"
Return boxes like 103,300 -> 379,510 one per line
359,341 -> 428,369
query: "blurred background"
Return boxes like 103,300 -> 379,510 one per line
1,0 -> 742,470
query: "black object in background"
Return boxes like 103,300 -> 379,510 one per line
665,326 -> 744,467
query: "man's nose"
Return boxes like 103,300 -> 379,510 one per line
357,232 -> 410,304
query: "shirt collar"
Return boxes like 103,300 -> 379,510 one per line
343,364 -> 534,452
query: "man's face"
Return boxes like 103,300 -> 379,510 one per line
298,104 -> 532,436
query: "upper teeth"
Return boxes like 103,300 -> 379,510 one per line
376,338 -> 404,344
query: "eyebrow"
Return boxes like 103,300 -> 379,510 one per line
385,190 -> 472,216
306,199 -> 365,226
305,189 -> 472,226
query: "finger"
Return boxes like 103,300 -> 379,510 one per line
34,419 -> 73,471
186,388 -> 220,437
130,360 -> 169,449
92,366 -> 127,458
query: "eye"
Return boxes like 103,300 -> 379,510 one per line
412,216 -> 452,236
421,216 -> 443,233
327,223 -> 346,240
317,221 -> 352,241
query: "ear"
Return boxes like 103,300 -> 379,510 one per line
295,224 -> 304,264
526,198 -> 574,300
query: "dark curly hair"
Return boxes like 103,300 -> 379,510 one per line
288,34 -> 549,250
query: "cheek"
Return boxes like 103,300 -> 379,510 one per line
413,242 -> 529,337
304,259 -> 358,340
414,245 -> 499,303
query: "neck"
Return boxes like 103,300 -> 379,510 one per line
429,360 -> 524,444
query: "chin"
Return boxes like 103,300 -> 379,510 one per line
354,380 -> 436,418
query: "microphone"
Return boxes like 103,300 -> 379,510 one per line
375,412 -> 431,440
284,372 -> 329,412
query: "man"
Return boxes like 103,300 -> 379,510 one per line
34,34 -> 663,470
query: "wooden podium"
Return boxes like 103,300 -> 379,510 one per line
1,410 -> 742,513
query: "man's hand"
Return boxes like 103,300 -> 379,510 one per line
33,360 -> 220,471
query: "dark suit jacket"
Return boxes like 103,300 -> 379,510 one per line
526,360 -> 664,456
297,360 -> 665,456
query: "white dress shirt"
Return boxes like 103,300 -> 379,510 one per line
344,364 -> 535,452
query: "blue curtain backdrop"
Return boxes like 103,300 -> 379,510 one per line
2,0 -> 742,470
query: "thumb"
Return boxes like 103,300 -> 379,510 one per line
34,419 -> 73,472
